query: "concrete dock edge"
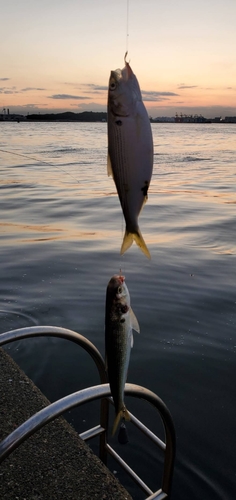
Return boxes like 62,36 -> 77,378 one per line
0,347 -> 132,499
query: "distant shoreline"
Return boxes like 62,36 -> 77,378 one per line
0,111 -> 107,123
0,110 -> 236,123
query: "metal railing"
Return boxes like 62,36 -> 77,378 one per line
0,326 -> 175,499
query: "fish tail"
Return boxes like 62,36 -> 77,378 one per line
120,229 -> 151,259
112,407 -> 130,436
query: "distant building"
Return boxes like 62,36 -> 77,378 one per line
151,116 -> 175,123
0,108 -> 27,121
211,117 -> 222,123
225,116 -> 236,123
174,113 -> 211,123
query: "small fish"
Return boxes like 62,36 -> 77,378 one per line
107,54 -> 153,258
105,274 -> 140,436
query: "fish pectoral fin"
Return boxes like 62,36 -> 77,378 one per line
130,308 -> 140,334
107,153 -> 113,177
112,407 -> 130,436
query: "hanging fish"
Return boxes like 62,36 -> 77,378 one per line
107,54 -> 153,258
105,274 -> 140,436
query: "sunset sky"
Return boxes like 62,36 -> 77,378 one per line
1,0 -> 236,118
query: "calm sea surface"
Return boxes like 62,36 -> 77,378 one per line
0,121 -> 236,499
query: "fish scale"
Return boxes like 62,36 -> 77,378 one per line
111,123 -> 130,217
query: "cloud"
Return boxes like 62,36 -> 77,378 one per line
74,102 -> 106,112
143,91 -> 178,97
21,87 -> 46,92
142,90 -> 179,102
143,96 -> 170,102
63,83 -> 107,93
69,84 -> 180,103
64,82 -> 108,93
78,84 -> 107,95
85,84 -> 107,91
21,104 -> 44,109
0,78 -> 10,81
86,89 -> 107,95
0,85 -> 46,94
178,85 -> 198,89
48,94 -> 90,100
0,86 -> 19,94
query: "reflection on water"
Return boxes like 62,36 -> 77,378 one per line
0,122 -> 236,500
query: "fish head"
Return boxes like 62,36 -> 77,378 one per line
107,274 -> 130,301
108,61 -> 142,117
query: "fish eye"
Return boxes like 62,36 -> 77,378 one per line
117,286 -> 123,294
109,81 -> 116,91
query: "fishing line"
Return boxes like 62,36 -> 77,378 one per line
0,148 -> 80,184
120,216 -> 125,278
126,0 -> 130,54
118,0 -> 130,275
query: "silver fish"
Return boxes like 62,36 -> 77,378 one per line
107,54 -> 153,258
105,274 -> 140,435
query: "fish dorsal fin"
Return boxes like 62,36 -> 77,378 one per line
130,308 -> 140,333
107,153 -> 113,177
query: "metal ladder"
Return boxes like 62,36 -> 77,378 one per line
0,326 -> 176,499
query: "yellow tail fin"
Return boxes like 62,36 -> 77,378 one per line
112,407 -> 130,436
120,229 -> 151,259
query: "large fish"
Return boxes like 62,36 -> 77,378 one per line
105,274 -> 140,436
107,55 -> 153,258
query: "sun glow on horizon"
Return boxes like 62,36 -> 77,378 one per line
1,0 -> 236,118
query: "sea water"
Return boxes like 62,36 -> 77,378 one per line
0,121 -> 236,499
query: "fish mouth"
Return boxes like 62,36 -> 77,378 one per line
110,58 -> 133,86
122,59 -> 133,81
113,275 -> 126,299
109,69 -> 122,86
115,274 -> 125,284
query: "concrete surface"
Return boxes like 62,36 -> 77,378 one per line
0,347 -> 132,499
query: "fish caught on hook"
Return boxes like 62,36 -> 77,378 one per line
107,58 -> 153,258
